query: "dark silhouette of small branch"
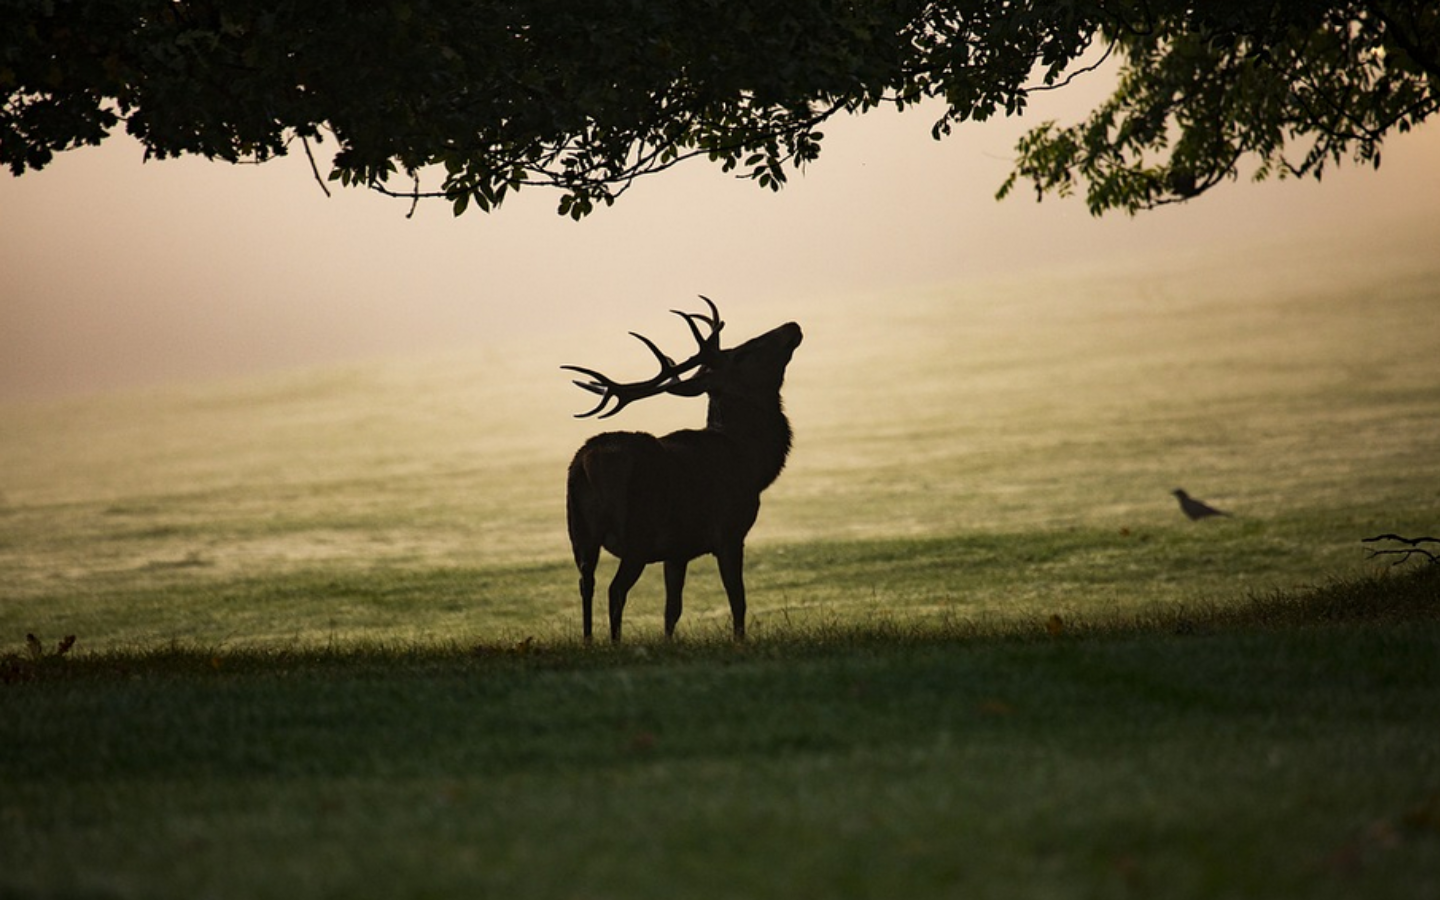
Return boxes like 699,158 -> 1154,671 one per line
1028,41 -> 1114,93
1362,534 -> 1440,566
406,172 -> 422,219
1368,549 -> 1440,565
1364,534 -> 1440,547
301,136 -> 331,198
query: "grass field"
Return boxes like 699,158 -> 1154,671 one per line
2,236 -> 1439,898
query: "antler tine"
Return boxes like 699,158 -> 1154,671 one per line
670,294 -> 724,350
628,331 -> 678,376
561,379 -> 643,418
559,365 -> 622,418
697,294 -> 722,326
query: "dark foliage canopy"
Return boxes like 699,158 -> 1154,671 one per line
3,1 -> 1435,217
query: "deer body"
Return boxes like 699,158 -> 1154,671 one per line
564,303 -> 801,642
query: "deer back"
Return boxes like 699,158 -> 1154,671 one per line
569,427 -> 766,563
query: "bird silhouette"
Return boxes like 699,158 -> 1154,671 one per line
1172,489 -> 1230,521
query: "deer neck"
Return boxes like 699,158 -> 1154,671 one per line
705,392 -> 792,490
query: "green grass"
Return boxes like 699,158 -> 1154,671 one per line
2,240 -> 1440,897
3,567 -> 1439,900
0,516 -> 1422,650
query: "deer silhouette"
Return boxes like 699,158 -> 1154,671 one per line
563,297 -> 803,642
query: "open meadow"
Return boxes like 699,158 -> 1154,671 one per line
2,235 -> 1439,898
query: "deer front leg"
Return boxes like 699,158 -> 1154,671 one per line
715,543 -> 747,640
608,558 -> 647,643
663,559 -> 688,638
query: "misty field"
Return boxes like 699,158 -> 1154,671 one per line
2,238 -> 1439,899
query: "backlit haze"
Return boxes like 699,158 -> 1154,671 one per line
3,70 -> 1439,401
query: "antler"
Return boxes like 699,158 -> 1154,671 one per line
563,296 -> 724,418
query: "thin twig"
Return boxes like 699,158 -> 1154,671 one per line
407,172 -> 421,219
1363,534 -> 1440,546
1362,534 -> 1440,566
301,136 -> 331,198
1029,42 -> 1115,93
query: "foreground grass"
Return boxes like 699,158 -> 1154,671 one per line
3,566 -> 1438,900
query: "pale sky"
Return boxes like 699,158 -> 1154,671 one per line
3,69 -> 1438,400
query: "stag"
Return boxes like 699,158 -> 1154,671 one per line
563,297 -> 802,642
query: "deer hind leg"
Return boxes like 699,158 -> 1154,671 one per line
568,508 -> 600,642
663,559 -> 688,638
576,547 -> 599,643
715,543 -> 747,640
608,557 -> 647,643
567,465 -> 603,643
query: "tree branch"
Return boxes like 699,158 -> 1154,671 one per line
1362,534 -> 1440,566
301,136 -> 331,199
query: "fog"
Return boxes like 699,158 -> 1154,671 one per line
3,75 -> 1438,399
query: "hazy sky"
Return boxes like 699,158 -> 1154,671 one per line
3,69 -> 1438,399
